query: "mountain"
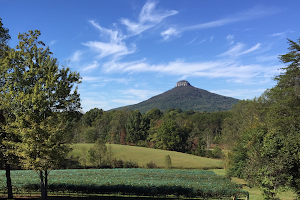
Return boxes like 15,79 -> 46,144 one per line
113,80 -> 239,113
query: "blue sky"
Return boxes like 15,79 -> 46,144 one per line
1,0 -> 300,112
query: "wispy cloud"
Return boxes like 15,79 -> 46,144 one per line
120,0 -> 178,36
81,98 -> 110,112
49,40 -> 58,46
70,50 -> 84,62
210,88 -> 267,100
83,20 -> 136,59
187,36 -> 197,45
82,61 -> 99,71
101,57 -> 281,84
83,40 -> 136,59
219,43 -> 261,57
183,6 -> 281,31
161,27 -> 181,40
226,35 -> 234,45
82,76 -> 129,84
121,89 -> 162,100
111,99 -> 141,105
269,30 -> 293,39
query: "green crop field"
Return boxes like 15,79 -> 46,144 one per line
70,143 -> 223,169
0,169 -> 248,199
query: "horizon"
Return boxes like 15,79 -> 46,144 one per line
1,0 -> 299,112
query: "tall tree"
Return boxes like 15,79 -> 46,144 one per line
266,37 -> 300,198
0,17 -> 15,199
222,38 -> 300,199
126,110 -> 147,144
0,30 -> 81,200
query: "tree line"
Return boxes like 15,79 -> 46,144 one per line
73,107 -> 228,158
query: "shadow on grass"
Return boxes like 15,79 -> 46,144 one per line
0,195 -> 190,200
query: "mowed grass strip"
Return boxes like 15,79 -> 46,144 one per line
211,169 -> 296,200
70,143 -> 223,169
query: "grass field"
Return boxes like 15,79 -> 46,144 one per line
70,143 -> 223,169
211,169 -> 296,200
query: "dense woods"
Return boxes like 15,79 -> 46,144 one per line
74,107 -> 229,158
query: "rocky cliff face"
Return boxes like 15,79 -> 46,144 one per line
176,80 -> 190,87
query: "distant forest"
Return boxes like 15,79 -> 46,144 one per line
71,107 -> 230,158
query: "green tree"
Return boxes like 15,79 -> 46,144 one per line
0,30 -> 81,200
82,108 -> 103,126
126,110 -> 147,145
87,139 -> 107,167
222,38 -> 300,199
155,119 -> 188,151
263,37 -> 300,198
165,155 -> 172,169
84,126 -> 98,143
0,17 -> 15,199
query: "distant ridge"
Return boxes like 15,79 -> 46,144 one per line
113,81 -> 239,113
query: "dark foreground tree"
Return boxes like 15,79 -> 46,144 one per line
0,17 -> 15,199
0,30 -> 81,200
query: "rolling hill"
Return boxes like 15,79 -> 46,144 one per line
70,143 -> 223,169
113,80 -> 239,113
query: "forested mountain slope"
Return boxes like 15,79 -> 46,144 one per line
113,81 -> 239,113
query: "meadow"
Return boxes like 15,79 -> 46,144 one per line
70,143 -> 223,169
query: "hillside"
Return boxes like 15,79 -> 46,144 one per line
114,80 -> 239,113
70,143 -> 223,169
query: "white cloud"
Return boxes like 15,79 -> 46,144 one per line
82,61 -> 99,71
256,55 -> 278,62
101,55 -> 282,84
82,76 -> 129,83
121,89 -> 162,100
49,40 -> 57,46
120,0 -> 178,36
89,20 -> 125,43
83,40 -> 136,59
184,6 -> 281,31
111,99 -> 140,105
210,88 -> 267,100
187,37 -> 197,45
219,43 -> 261,57
226,35 -> 234,45
81,98 -> 110,112
269,30 -> 292,39
161,27 -> 180,40
70,50 -> 83,62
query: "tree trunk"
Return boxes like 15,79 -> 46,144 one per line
5,163 -> 13,199
45,170 -> 48,200
40,170 -> 46,200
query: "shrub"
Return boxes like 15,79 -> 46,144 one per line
212,146 -> 223,158
165,155 -> 172,169
112,158 -> 124,168
146,160 -> 157,168
124,160 -> 139,168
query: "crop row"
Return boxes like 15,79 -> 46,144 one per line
0,169 -> 249,199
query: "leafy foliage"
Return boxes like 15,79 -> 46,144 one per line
222,37 -> 300,199
0,30 -> 81,200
